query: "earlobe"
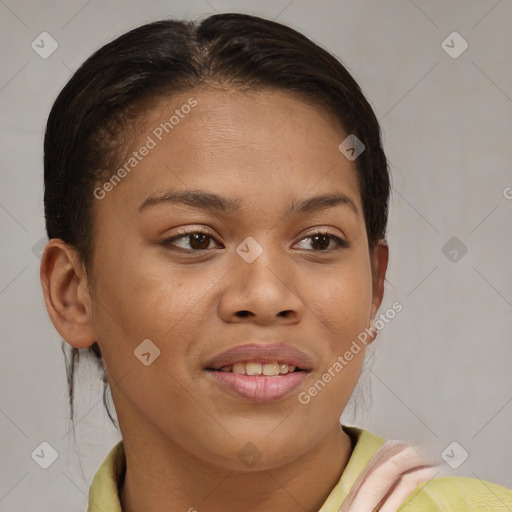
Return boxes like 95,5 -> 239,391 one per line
40,239 -> 96,349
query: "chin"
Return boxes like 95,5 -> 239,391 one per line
194,428 -> 315,473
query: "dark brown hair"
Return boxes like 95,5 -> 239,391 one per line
43,13 -> 390,426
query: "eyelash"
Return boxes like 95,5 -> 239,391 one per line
161,227 -> 349,252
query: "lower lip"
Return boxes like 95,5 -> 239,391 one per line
206,370 -> 308,402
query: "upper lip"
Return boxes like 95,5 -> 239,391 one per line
205,343 -> 314,371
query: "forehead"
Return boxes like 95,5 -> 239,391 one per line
149,87 -> 347,159
95,87 -> 362,220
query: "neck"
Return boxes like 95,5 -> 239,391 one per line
119,422 -> 352,512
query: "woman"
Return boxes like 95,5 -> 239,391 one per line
39,13 -> 512,511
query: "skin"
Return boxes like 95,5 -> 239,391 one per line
41,88 -> 388,512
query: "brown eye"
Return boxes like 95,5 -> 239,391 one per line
161,231 -> 219,251
295,231 -> 349,252
310,234 -> 331,251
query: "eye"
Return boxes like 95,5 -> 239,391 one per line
161,228 -> 349,253
161,229 -> 221,251
294,230 -> 349,252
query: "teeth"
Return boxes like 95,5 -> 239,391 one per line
246,362 -> 263,375
218,362 -> 298,375
263,363 -> 280,376
233,363 -> 245,375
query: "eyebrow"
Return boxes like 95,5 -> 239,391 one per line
138,189 -> 359,217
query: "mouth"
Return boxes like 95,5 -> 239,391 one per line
204,343 -> 313,403
211,361 -> 301,376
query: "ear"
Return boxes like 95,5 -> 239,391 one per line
367,239 -> 389,341
40,239 -> 96,348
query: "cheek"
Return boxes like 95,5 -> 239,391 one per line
89,251 -> 209,429
296,268 -> 371,418
306,258 -> 373,346
88,243 -> 219,370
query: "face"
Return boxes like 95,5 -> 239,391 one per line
85,88 -> 385,470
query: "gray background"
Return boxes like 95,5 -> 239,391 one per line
1,0 -> 511,510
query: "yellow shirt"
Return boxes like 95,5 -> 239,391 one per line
88,426 -> 512,511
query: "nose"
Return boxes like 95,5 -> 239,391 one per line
218,244 -> 304,325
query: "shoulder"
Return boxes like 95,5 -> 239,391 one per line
88,440 -> 125,512
399,475 -> 512,511
338,426 -> 512,512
